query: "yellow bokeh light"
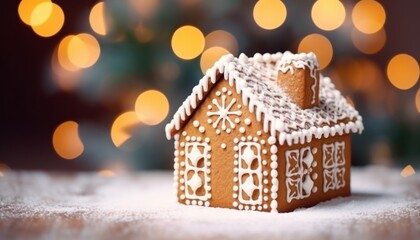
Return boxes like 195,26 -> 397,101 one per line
52,121 -> 84,160
200,47 -> 230,74
31,3 -> 64,37
89,2 -> 107,36
401,165 -> 416,178
97,169 -> 116,177
135,90 -> 170,125
298,33 -> 333,70
253,0 -> 287,30
171,25 -> 205,60
30,1 -> 53,26
416,88 -> 420,114
68,33 -> 101,68
352,28 -> 386,55
205,30 -> 238,55
51,47 -> 82,91
352,0 -> 386,34
111,111 -> 141,148
311,0 -> 346,31
57,35 -> 80,71
18,0 -> 50,25
387,54 -> 419,90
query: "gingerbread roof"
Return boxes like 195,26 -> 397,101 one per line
165,52 -> 363,146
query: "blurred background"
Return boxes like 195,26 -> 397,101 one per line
0,0 -> 419,175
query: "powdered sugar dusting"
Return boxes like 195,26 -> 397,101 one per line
0,167 -> 419,240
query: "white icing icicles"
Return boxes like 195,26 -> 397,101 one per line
165,52 -> 363,146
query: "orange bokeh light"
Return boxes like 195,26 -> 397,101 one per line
52,121 -> 84,160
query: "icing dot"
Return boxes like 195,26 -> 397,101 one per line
233,146 -> 239,151
207,119 -> 212,124
271,193 -> 278,199
257,131 -> 262,136
233,193 -> 238,198
270,162 -> 278,169
234,118 -> 240,124
179,178 -> 184,183
244,118 -> 251,125
206,185 -> 211,191
264,196 -> 268,201
206,169 -> 211,174
271,170 -> 278,178
193,120 -> 199,127
241,137 -> 246,141
233,160 -> 238,165
180,162 -> 185,167
222,87 -> 227,93
233,138 -> 239,143
226,128 -> 231,133
180,142 -> 185,147
174,150 -> 179,156
180,151 -> 185,156
251,206 -> 256,211
228,90 -> 232,95
191,136 -> 196,141
262,160 -> 267,165
263,179 -> 269,184
271,155 -> 278,161
270,145 -> 278,154
233,177 -> 238,182
216,91 -> 221,96
234,154 -> 239,158
207,105 -> 212,110
247,135 -> 252,140
233,185 -> 239,191
312,186 -> 318,193
205,137 -> 210,143
221,143 -> 227,149
199,126 -> 205,133
312,173 -> 318,180
245,205 -> 250,210
239,204 -> 244,210
198,201 -> 203,206
206,161 -> 211,167
263,171 -> 268,176
263,204 -> 268,209
237,104 -> 242,108
233,168 -> 239,173
179,170 -> 184,175
180,185 -> 185,191
312,161 -> 317,167
186,136 -> 191,141
258,206 -> 262,211
180,194 -> 185,200
197,137 -> 202,141
262,149 -> 268,154
312,147 -> 318,154
206,193 -> 212,198
253,137 -> 258,142
260,139 -> 266,145
264,188 -> 269,193
216,129 -> 221,135
205,201 -> 210,207
192,200 -> 197,205
268,136 -> 276,145
239,127 -> 246,133
233,201 -> 238,207
182,131 -> 187,136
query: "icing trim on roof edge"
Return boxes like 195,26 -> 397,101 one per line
165,52 -> 364,146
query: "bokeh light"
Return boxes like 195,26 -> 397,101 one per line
135,90 -> 169,125
253,0 -> 287,30
298,33 -> 333,70
171,25 -> 205,60
51,47 -> 81,91
0,163 -> 11,177
18,0 -> 50,25
311,0 -> 346,31
52,121 -> 84,160
205,30 -> 238,55
111,111 -> 141,148
200,47 -> 230,74
134,23 -> 155,43
401,165 -> 415,177
387,54 -> 419,90
67,33 -> 101,68
127,0 -> 159,19
97,169 -> 116,177
31,2 -> 64,37
352,0 -> 386,34
57,35 -> 80,71
89,2 -> 107,36
416,88 -> 420,114
352,28 -> 386,55
30,1 -> 53,26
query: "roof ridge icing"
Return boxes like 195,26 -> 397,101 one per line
165,52 -> 364,146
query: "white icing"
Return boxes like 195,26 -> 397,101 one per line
221,143 -> 226,149
244,118 -> 251,125
165,52 -> 363,146
323,141 -> 346,192
285,147 -> 317,203
199,126 -> 205,133
193,120 -> 199,127
239,127 -> 245,133
207,95 -> 241,133
184,141 -> 211,201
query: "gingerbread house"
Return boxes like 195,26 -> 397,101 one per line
165,52 -> 363,213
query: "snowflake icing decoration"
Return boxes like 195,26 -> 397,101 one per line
207,93 -> 242,133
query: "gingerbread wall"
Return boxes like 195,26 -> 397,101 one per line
276,134 -> 351,212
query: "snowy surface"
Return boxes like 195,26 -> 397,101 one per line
0,167 -> 419,240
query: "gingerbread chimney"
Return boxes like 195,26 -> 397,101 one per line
277,52 -> 320,109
